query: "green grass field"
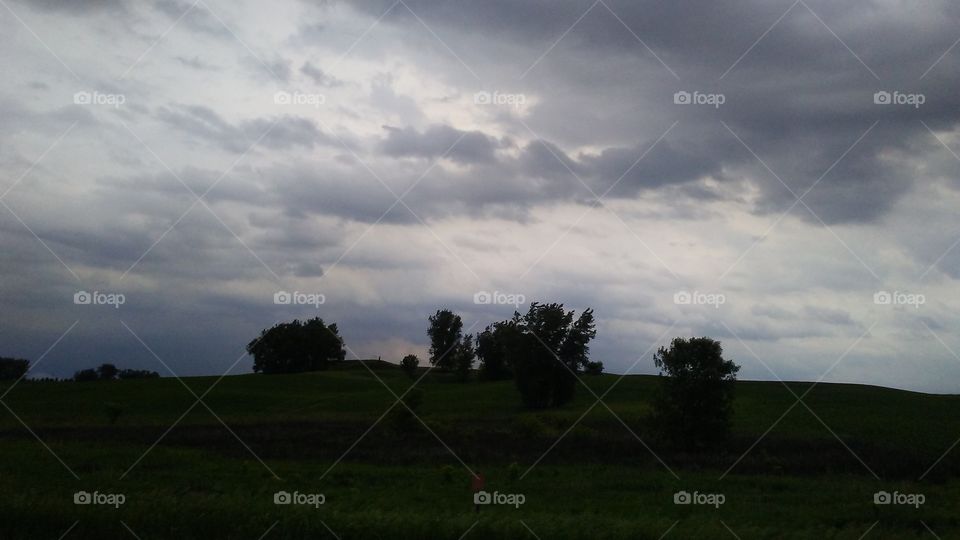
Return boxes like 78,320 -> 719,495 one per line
2,365 -> 959,539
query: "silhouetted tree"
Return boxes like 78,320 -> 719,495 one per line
427,310 -> 464,370
508,302 -> 596,408
247,318 -> 345,374
584,360 -> 604,375
475,322 -> 517,380
400,354 -> 420,379
117,369 -> 160,379
0,357 -> 30,380
652,337 -> 740,447
97,363 -> 119,380
73,369 -> 99,382
452,334 -> 475,382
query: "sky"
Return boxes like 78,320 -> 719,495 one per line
1,0 -> 959,392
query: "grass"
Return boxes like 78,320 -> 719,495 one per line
1,366 -> 959,538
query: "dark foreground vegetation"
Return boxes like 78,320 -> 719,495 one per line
1,364 -> 959,539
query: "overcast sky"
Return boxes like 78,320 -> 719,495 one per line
2,0 -> 959,392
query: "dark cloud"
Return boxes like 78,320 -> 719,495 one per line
378,124 -> 501,165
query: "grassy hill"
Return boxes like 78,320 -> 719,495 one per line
2,365 -> 959,538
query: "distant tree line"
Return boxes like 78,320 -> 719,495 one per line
74,363 -> 159,382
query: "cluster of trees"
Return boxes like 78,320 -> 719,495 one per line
247,318 -> 345,374
246,306 -> 741,444
422,302 -> 599,408
74,363 -> 159,382
0,357 -> 30,380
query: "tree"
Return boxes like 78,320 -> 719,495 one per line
652,337 -> 740,447
452,334 -> 475,382
0,357 -> 30,380
73,369 -> 99,382
117,369 -> 160,379
247,318 -> 345,374
426,310 -> 464,369
97,363 -> 119,380
400,354 -> 420,379
584,360 -> 604,375
475,322 -> 517,380
507,302 -> 597,409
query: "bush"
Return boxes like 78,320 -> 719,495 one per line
96,363 -> 119,380
584,361 -> 604,375
400,354 -> 420,379
652,337 -> 740,447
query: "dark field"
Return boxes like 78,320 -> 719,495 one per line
2,365 -> 959,538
